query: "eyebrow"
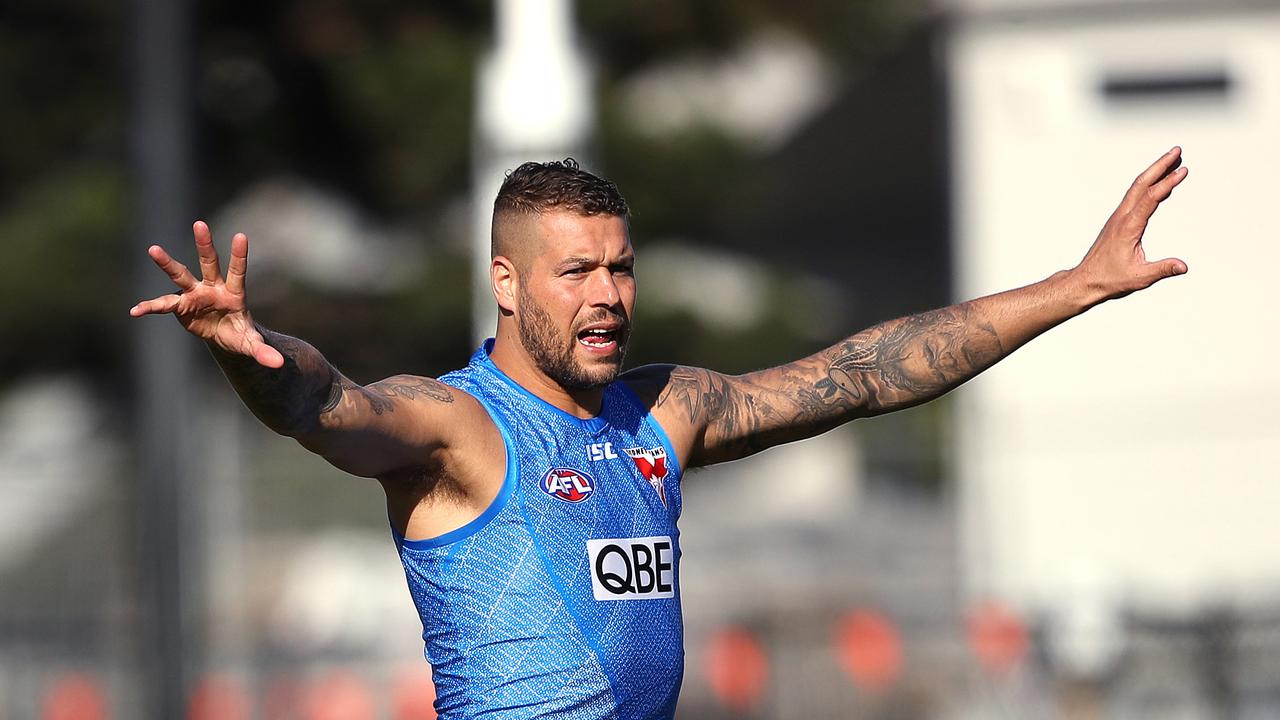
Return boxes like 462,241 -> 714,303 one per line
554,256 -> 596,271
554,254 -> 634,270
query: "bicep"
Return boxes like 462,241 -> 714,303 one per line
639,361 -> 856,469
297,373 -> 468,478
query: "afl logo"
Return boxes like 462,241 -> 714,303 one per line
540,467 -> 596,503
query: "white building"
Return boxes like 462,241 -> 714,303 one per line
948,0 -> 1280,675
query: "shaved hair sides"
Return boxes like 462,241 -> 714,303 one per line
491,158 -> 630,264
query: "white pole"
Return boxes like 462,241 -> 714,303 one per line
470,0 -> 594,345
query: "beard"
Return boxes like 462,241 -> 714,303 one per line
517,288 -> 628,391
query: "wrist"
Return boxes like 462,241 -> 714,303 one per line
1056,267 -> 1110,313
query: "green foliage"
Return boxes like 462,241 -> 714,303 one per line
323,19 -> 482,213
251,245 -> 475,383
601,117 -> 760,240
579,0 -> 927,73
0,0 -> 952,559
0,7 -> 122,200
0,163 -> 130,376
0,0 -> 927,405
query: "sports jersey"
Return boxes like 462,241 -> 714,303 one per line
393,341 -> 685,720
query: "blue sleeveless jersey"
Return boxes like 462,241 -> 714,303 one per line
393,342 -> 685,720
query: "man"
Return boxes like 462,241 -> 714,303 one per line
131,149 -> 1188,719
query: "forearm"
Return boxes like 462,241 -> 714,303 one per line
674,147 -> 1187,466
208,326 -> 339,437
820,268 -> 1095,417
676,269 -> 1097,465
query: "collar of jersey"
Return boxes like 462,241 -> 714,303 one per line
478,339 -> 612,436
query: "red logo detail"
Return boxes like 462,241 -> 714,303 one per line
624,447 -> 670,507
540,468 -> 596,503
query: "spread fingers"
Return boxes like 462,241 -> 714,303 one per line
193,220 -> 223,284
129,293 -> 182,317
148,245 -> 197,291
225,232 -> 249,296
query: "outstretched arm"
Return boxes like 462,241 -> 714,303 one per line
629,147 -> 1189,468
131,221 -> 468,479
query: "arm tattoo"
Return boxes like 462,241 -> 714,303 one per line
370,376 -> 454,405
361,380 -> 395,416
213,330 -> 454,435
320,370 -> 345,413
211,331 -> 334,436
319,375 -> 455,418
359,376 -> 454,415
655,367 -> 792,460
819,303 -> 1003,412
321,376 -> 393,417
656,367 -> 719,426
652,301 -> 1005,465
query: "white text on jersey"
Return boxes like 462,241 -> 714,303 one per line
587,442 -> 619,461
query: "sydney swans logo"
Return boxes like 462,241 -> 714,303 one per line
624,447 -> 669,507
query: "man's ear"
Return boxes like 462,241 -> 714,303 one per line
492,256 -> 518,314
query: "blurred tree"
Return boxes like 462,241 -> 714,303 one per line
0,0 -> 931,392
0,0 -> 128,381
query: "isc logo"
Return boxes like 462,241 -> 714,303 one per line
540,468 -> 596,503
586,536 -> 676,601
587,442 -> 618,461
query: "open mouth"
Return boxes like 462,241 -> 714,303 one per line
577,327 -> 620,351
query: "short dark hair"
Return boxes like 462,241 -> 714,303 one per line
493,158 -> 629,218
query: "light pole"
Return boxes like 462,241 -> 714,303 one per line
471,0 -> 595,343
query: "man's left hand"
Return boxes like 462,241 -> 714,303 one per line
1072,146 -> 1189,302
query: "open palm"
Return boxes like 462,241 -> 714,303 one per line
130,221 -> 285,368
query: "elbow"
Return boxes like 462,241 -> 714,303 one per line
307,375 -> 363,434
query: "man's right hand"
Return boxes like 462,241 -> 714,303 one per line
130,220 -> 285,368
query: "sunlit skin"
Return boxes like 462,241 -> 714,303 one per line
129,148 -> 1189,542
124,148 -> 1191,719
488,211 -> 636,418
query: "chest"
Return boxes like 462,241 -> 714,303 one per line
511,427 -> 681,525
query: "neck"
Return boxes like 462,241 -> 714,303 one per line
489,328 -> 606,418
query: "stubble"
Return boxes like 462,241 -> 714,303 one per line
517,288 -> 627,391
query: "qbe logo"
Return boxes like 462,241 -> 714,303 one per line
586,536 -> 676,601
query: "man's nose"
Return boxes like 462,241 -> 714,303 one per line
588,267 -> 621,307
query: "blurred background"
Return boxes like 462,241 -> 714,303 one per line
2,0 -> 1278,717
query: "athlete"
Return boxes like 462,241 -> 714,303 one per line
131,148 -> 1188,719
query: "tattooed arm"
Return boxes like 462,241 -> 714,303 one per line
627,147 -> 1190,468
132,221 -> 477,480
630,287 -> 1048,466
207,327 -> 462,478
